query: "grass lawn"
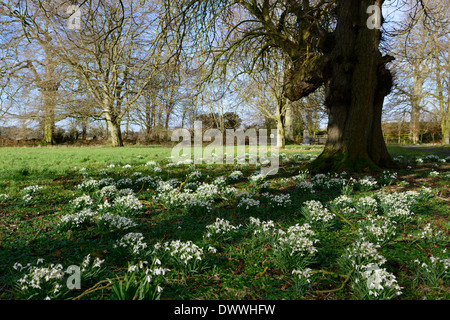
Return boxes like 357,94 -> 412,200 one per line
0,144 -> 448,300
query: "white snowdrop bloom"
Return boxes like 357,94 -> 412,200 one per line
296,181 -> 315,193
153,167 -> 162,173
301,200 -> 336,230
93,258 -> 105,268
205,218 -> 240,239
237,195 -> 260,210
274,223 -> 319,258
116,178 -> 133,188
22,194 -> 33,202
358,264 -> 403,297
113,194 -> 143,212
228,170 -> 243,181
97,213 -> 137,231
292,268 -> 314,283
208,246 -> 217,254
357,215 -> 397,246
249,173 -> 265,184
330,195 -> 353,209
266,193 -> 291,208
355,196 -> 378,214
77,179 -> 100,191
128,265 -> 137,272
154,240 -> 204,267
357,176 -> 378,191
343,239 -> 387,268
13,262 -> 23,271
70,194 -> 93,209
57,209 -> 98,231
115,232 -> 148,256
23,185 -> 43,194
429,170 -> 439,177
145,161 -> 157,167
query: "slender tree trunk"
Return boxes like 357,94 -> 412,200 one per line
284,101 -> 294,142
443,96 -> 450,144
81,117 -> 88,141
311,0 -> 396,172
276,97 -> 286,149
105,119 -> 109,140
438,74 -> 450,144
410,74 -> 424,144
42,88 -> 56,145
124,108 -> 130,140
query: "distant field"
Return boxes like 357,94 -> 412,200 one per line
0,144 -> 443,178
0,144 -> 323,181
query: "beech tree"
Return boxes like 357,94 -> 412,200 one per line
1,0 -> 65,145
54,0 -> 168,147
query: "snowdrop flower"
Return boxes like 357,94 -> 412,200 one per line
114,233 -> 148,256
429,170 -> 439,177
145,161 -> 157,167
128,265 -> 137,272
153,167 -> 162,173
22,194 -> 33,202
23,185 -> 43,194
208,246 -> 217,254
70,194 -> 93,209
205,218 -> 240,240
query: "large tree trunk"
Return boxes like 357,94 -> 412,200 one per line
311,0 -> 397,172
103,97 -> 124,147
107,118 -> 123,147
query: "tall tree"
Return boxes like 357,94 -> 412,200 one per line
164,0 -> 409,171
2,0 -> 64,144
310,0 -> 396,171
19,0 -> 171,147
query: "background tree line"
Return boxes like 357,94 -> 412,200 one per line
0,0 -> 325,148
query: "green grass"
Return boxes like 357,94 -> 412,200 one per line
0,144 -> 448,300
